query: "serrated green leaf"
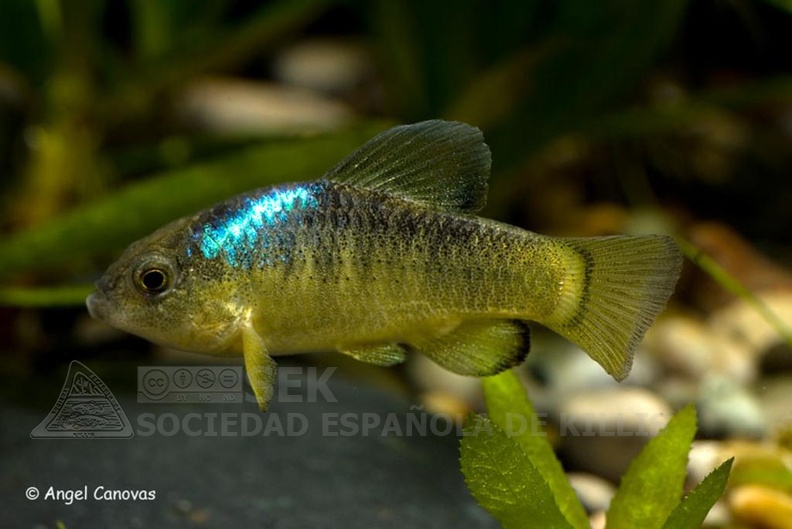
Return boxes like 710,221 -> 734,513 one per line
461,415 -> 574,529
606,405 -> 697,529
661,458 -> 733,529
0,123 -> 389,281
483,371 -> 589,529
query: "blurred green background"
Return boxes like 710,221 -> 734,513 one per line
3,4 -> 792,527
1,0 -> 791,364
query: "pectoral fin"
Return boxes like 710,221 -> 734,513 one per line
410,319 -> 530,377
338,343 -> 408,367
242,326 -> 278,411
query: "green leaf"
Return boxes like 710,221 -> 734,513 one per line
730,463 -> 792,491
447,47 -> 550,130
577,76 -> 792,143
487,0 -> 689,168
0,0 -> 52,84
0,123 -> 389,281
763,0 -> 792,14
460,415 -> 574,529
661,458 -> 734,529
483,371 -> 589,529
364,0 -> 545,120
0,284 -> 93,307
100,0 -> 334,122
605,405 -> 697,529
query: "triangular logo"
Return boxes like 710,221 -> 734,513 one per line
30,360 -> 133,439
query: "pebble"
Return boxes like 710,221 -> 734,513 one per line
406,354 -> 483,407
696,374 -> 766,439
558,388 -> 672,481
730,485 -> 792,529
527,337 -> 658,395
176,78 -> 353,135
688,439 -> 792,487
646,315 -> 756,384
560,387 -> 672,436
703,501 -> 731,527
418,390 -> 470,422
529,340 -> 621,395
709,291 -> 792,361
687,440 -> 725,485
654,377 -> 699,410
686,222 -> 792,313
589,510 -> 606,529
273,38 -> 372,95
683,222 -> 792,366
567,472 -> 615,513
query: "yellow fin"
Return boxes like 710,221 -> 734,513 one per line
410,319 -> 530,377
544,235 -> 682,381
242,326 -> 278,411
338,343 -> 408,366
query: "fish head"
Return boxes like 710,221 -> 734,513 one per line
86,216 -> 244,355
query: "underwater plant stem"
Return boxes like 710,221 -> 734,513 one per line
677,236 -> 792,350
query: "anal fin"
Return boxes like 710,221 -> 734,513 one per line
339,343 -> 408,367
410,319 -> 530,377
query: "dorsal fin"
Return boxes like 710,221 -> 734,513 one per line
324,120 -> 491,213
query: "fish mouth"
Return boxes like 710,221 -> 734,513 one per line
85,290 -> 107,321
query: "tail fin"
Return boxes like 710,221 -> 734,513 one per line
542,235 -> 682,380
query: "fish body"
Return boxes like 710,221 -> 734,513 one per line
194,181 -> 564,352
87,121 -> 682,409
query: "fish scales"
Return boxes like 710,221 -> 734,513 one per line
183,179 -> 564,354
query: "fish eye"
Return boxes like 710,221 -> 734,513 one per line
133,258 -> 174,296
141,268 -> 168,292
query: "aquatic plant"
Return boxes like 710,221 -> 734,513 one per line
460,370 -> 733,529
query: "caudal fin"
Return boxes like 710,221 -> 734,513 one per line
543,235 -> 682,380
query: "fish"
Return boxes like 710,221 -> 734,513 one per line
86,120 -> 683,410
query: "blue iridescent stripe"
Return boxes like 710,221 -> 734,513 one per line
196,183 -> 321,268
